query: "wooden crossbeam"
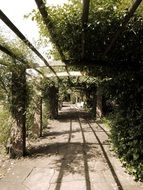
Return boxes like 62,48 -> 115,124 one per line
0,44 -> 44,76
35,0 -> 66,62
0,44 -> 81,79
81,0 -> 90,59
46,71 -> 82,78
34,0 -> 72,82
104,0 -> 143,56
0,44 -> 23,63
0,10 -> 59,79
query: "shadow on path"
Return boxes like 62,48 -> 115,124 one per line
54,119 -> 72,190
27,107 -> 123,190
87,121 -> 123,190
78,116 -> 92,190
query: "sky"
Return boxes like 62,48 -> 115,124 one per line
0,0 -> 69,66
0,0 -> 68,43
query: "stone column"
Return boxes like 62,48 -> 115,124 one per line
32,96 -> 43,137
47,86 -> 58,119
10,65 -> 27,158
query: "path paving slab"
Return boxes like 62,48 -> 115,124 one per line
23,168 -> 55,190
0,181 -> 26,190
1,165 -> 33,184
91,182 -> 116,190
49,180 -> 86,190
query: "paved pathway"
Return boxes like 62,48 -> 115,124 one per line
0,105 -> 143,190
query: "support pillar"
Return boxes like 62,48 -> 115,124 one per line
33,96 -> 43,137
47,86 -> 58,119
10,65 -> 27,158
96,86 -> 102,118
92,92 -> 97,118
40,96 -> 43,137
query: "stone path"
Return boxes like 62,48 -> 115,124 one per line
0,105 -> 143,190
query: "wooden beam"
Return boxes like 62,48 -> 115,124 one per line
104,0 -> 143,56
81,0 -> 90,59
34,0 -> 72,82
35,0 -> 66,62
0,44 -> 23,63
0,44 -> 44,76
46,71 -> 82,78
0,10 -> 59,80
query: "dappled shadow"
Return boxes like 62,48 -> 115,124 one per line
54,142 -> 95,190
41,128 -> 81,138
28,142 -> 109,158
78,117 -> 92,190
28,141 -> 102,190
29,142 -> 90,157
58,109 -> 93,121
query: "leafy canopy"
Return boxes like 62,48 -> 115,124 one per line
32,0 -> 143,69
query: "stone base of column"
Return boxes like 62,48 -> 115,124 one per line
8,120 -> 26,158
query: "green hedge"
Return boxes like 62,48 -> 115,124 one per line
103,71 -> 143,181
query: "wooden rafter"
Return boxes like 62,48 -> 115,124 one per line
34,0 -> 66,62
104,0 -> 143,56
0,44 -> 81,80
81,0 -> 90,59
0,44 -> 44,76
46,71 -> 82,78
34,0 -> 72,82
0,10 -> 59,80
0,44 -> 23,63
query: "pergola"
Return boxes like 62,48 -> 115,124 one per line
0,0 -> 142,157
1,0 -> 142,73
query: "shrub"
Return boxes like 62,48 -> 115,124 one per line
0,105 -> 11,148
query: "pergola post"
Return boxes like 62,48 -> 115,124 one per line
10,65 -> 27,158
39,96 -> 43,137
96,86 -> 103,118
47,86 -> 58,119
32,95 -> 43,137
92,90 -> 97,118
